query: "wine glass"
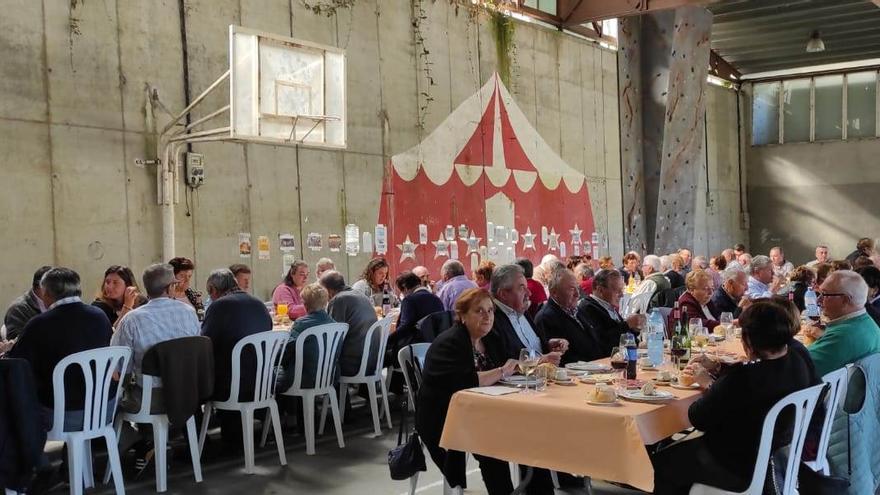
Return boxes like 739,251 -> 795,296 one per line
720,312 -> 734,340
688,318 -> 702,338
609,346 -> 628,392
692,324 -> 709,354
518,348 -> 540,394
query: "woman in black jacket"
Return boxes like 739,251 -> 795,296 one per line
416,288 -> 519,495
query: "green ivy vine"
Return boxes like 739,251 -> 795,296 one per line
489,10 -> 516,87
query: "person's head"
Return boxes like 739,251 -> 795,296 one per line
454,288 -> 495,340
98,265 -> 137,304
544,260 -> 567,281
412,266 -> 431,286
315,258 -> 335,280
691,255 -> 708,271
592,269 -> 624,307
669,253 -> 684,271
540,254 -> 560,270
573,262 -> 594,282
814,245 -> 829,263
749,255 -> 773,284
733,243 -> 747,256
710,254 -> 727,271
532,264 -> 548,286
721,248 -> 735,263
831,259 -> 852,272
767,296 -> 802,337
853,255 -> 874,270
229,264 -> 251,291
738,301 -> 794,360
855,265 -> 880,300
598,256 -> 615,270
659,255 -> 671,272
39,267 -> 81,307
857,237 -> 875,255
168,257 -> 195,291
642,254 -> 661,275
819,270 -> 868,320
142,263 -> 177,300
566,256 -> 583,271
622,252 -> 640,273
678,248 -> 692,266
491,264 -> 530,314
737,252 -> 753,269
318,270 -> 346,299
721,265 -> 748,299
30,265 -> 53,297
361,257 -> 390,289
789,265 -> 815,287
685,269 -> 714,306
814,262 -> 832,289
284,260 -> 309,288
769,246 -> 786,266
514,258 -> 534,279
205,268 -> 238,301
395,271 -> 423,297
301,283 -> 329,313
440,259 -> 466,282
548,268 -> 579,312
474,260 -> 496,287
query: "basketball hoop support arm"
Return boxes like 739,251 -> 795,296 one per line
155,70 -> 230,260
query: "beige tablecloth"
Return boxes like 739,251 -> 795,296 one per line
439,338 -> 745,492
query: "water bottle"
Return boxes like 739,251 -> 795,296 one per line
646,311 -> 665,367
804,287 -> 820,319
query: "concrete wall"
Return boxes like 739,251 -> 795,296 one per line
0,0 -> 626,305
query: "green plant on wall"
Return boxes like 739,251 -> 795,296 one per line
489,10 -> 516,87
301,0 -> 356,16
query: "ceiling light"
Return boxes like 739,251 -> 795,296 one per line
806,31 -> 825,53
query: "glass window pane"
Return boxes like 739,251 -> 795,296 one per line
783,79 -> 811,143
847,71 -> 876,139
538,0 -> 556,15
752,82 -> 780,145
815,75 -> 843,141
523,0 -> 538,8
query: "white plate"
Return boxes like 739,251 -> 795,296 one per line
580,373 -> 617,384
565,369 -> 588,377
671,382 -> 700,390
553,378 -> 578,386
620,390 -> 676,402
565,362 -> 612,372
586,399 -> 620,407
500,376 -> 540,387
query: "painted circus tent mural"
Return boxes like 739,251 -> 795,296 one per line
377,73 -> 597,276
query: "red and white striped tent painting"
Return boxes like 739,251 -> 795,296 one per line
377,73 -> 595,276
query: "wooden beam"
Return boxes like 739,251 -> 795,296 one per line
563,0 -> 717,26
709,50 -> 741,82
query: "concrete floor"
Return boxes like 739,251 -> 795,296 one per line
74,402 -> 643,495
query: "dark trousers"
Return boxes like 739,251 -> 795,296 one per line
652,437 -> 748,495
424,441 -> 553,495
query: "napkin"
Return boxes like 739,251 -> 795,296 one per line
466,386 -> 521,396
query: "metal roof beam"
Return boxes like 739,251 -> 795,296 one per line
712,19 -> 880,46
713,8 -> 876,35
561,0 -> 717,26
740,51 -> 880,73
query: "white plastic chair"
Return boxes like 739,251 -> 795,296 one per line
274,322 -> 348,455
397,343 -> 430,413
626,291 -> 654,316
336,316 -> 394,436
47,346 -> 131,495
198,331 -> 288,473
690,383 -> 825,495
804,366 -> 848,475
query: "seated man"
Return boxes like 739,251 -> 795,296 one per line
809,270 -> 880,376
664,254 -> 686,289
3,265 -> 53,341
392,271 -> 444,355
319,271 -> 379,376
573,262 -> 594,299
635,254 -> 670,305
201,268 -> 272,447
746,255 -> 778,299
411,265 -> 432,289
769,246 -> 795,280
577,269 -> 645,357
111,264 -> 201,387
315,258 -> 335,280
535,268 -> 601,364
514,258 -> 548,318
711,265 -> 747,318
7,267 -> 112,430
806,244 -> 829,269
435,260 -> 477,311
228,263 -> 252,293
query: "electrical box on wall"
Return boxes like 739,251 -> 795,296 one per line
185,152 -> 205,188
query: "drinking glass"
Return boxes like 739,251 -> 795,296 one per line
609,346 -> 628,392
692,325 -> 709,353
719,312 -> 734,339
688,318 -> 702,338
518,348 -> 540,394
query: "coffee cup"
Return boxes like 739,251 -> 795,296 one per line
658,370 -> 672,381
555,369 -> 569,381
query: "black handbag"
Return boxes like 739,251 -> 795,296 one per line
387,346 -> 427,481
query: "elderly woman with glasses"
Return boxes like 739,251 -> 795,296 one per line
675,269 -> 719,331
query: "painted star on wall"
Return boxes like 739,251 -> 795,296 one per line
570,224 -> 583,245
432,235 -> 450,259
521,227 -> 536,251
466,230 -> 481,255
397,235 -> 417,263
548,228 -> 560,251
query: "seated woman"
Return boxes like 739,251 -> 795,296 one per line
91,265 -> 147,326
275,283 -> 334,393
272,260 -> 309,320
168,257 -> 205,318
352,257 -> 399,308
652,301 -> 820,494
674,269 -> 719,331
473,260 -> 495,291
416,288 -> 519,495
778,265 -> 814,312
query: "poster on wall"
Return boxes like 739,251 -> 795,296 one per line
509,228 -> 518,245
239,233 -> 252,258
397,236 -> 416,263
560,242 -> 567,258
375,225 -> 388,255
470,253 -> 479,273
450,241 -> 459,260
307,233 -> 323,251
494,225 -> 506,242
445,225 -> 455,241
344,224 -> 360,256
541,226 -> 549,245
458,224 -> 468,240
487,222 -> 495,242
279,233 -> 296,252
573,242 -> 581,256
258,236 -> 270,260
282,253 -> 296,277
418,224 -> 428,245
548,228 -> 559,252
328,234 -> 342,252
362,232 -> 373,255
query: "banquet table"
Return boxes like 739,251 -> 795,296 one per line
439,338 -> 745,492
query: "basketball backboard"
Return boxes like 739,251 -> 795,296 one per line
229,25 -> 346,148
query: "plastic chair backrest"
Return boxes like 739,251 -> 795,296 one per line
627,291 -> 653,315
226,331 -> 288,405
48,346 -> 131,438
397,343 -> 430,397
348,316 -> 394,379
292,323 -> 349,391
814,367 -> 848,464
743,383 -> 825,495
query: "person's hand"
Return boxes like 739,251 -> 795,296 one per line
689,353 -> 721,374
626,314 -> 646,331
683,363 -> 713,388
500,359 -> 519,378
123,286 -> 139,309
548,338 -> 569,353
738,296 -> 753,310
539,352 -> 562,366
771,277 -> 785,293
0,340 -> 14,354
804,323 -> 825,340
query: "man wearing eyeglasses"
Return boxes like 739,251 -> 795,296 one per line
808,271 -> 880,376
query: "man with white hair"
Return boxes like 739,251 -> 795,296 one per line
315,258 -> 335,280
411,265 -> 432,289
745,255 -> 776,299
711,265 -> 748,318
806,245 -> 830,269
633,254 -> 669,304
535,268 -> 601,364
435,259 -> 476,311
721,249 -> 736,264
809,270 -> 880,376
678,248 -> 693,274
769,246 -> 794,279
